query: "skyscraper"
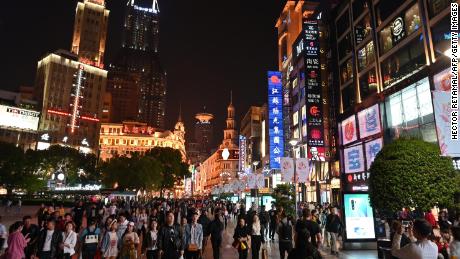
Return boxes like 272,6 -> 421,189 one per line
194,109 -> 214,155
34,0 -> 109,152
106,0 -> 166,129
71,0 -> 110,68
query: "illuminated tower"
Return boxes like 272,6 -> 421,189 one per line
222,92 -> 237,147
71,0 -> 110,68
108,0 -> 166,128
194,107 -> 214,155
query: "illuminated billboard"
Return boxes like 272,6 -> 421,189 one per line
0,104 -> 40,131
358,104 -> 382,139
343,193 -> 376,240
343,144 -> 365,174
341,115 -> 358,145
268,71 -> 284,169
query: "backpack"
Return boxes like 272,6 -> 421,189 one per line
279,220 -> 292,241
83,227 -> 99,251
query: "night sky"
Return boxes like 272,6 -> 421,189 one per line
0,0 -> 286,147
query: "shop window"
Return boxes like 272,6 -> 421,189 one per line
427,0 -> 454,18
357,41 -> 375,71
376,0 -> 406,25
383,78 -> 435,142
431,17 -> 451,58
352,0 -> 369,20
381,36 -> 425,89
379,4 -> 421,54
359,69 -> 378,100
336,11 -> 350,37
338,33 -> 352,60
340,59 -> 354,84
354,14 -> 372,45
342,84 -> 356,111
293,111 -> 299,126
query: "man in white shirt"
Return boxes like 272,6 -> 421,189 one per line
391,219 -> 438,259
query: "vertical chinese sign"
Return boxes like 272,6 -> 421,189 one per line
268,71 -> 284,169
303,20 -> 325,150
239,135 -> 247,171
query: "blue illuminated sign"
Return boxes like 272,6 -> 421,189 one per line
268,71 -> 284,169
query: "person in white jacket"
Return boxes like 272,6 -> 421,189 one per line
450,226 -> 460,258
62,222 -> 77,259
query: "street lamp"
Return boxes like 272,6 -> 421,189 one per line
252,161 -> 260,208
289,138 -> 300,219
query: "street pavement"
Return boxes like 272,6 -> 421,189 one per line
0,206 -> 378,259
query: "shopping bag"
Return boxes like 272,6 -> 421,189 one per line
262,248 -> 268,259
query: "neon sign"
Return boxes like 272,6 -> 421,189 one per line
268,71 -> 284,169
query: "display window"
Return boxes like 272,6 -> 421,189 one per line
359,69 -> 378,100
431,17 -> 451,58
341,59 -> 354,84
352,0 -> 369,20
342,83 -> 356,111
383,78 -> 436,142
381,36 -> 425,89
338,33 -> 353,60
379,3 -> 421,54
427,0 -> 454,18
376,0 -> 407,26
354,14 -> 372,45
358,41 -> 375,71
337,10 -> 350,37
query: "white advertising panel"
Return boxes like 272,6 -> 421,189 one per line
365,138 -> 383,170
0,105 -> 39,130
433,91 -> 460,157
280,157 -> 294,182
358,104 -> 382,139
344,144 -> 365,174
296,158 -> 309,183
341,115 -> 358,145
344,193 -> 376,240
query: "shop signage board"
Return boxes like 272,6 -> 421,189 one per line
358,104 -> 382,139
268,71 -> 284,169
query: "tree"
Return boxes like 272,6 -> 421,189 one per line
145,147 -> 190,196
272,183 -> 296,217
101,155 -> 162,190
368,138 -> 460,215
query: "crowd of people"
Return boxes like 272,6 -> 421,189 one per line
0,198 -> 458,259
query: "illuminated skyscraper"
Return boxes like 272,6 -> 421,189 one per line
107,0 -> 166,129
71,0 -> 110,68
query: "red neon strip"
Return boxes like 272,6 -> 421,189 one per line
48,109 -> 71,116
81,116 -> 100,122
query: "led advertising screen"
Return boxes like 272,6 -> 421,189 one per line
268,71 -> 284,169
343,144 -> 365,174
0,104 -> 40,131
343,193 -> 376,240
341,115 -> 357,145
365,138 -> 383,169
358,104 -> 382,139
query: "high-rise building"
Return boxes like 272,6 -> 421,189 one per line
240,106 -> 263,167
71,0 -> 109,68
107,0 -> 166,128
194,109 -> 214,155
34,0 -> 109,152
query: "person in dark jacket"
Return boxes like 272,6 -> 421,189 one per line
209,209 -> 224,259
259,206 -> 270,238
268,204 -> 277,240
22,215 -> 39,259
325,207 -> 342,256
158,212 -> 184,258
142,220 -> 159,259
198,209 -> 211,255
233,218 -> 250,259
35,219 -> 63,259
287,228 -> 322,259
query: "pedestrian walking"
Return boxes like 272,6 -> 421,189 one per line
80,218 -> 101,259
287,228 -> 322,259
158,212 -> 184,258
277,212 -> 293,259
35,219 -> 63,259
325,207 -> 342,256
209,209 -> 224,259
120,222 -> 140,259
249,214 -> 265,259
142,220 -> 159,259
101,220 -> 119,259
62,221 -> 77,259
233,218 -> 250,259
268,204 -> 277,241
295,208 -> 322,248
259,206 -> 269,238
184,212 -> 203,259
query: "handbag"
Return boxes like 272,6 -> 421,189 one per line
187,243 -> 199,252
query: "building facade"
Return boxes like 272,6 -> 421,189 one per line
71,0 -> 109,68
99,119 -> 186,161
107,0 -> 166,128
197,98 -> 239,194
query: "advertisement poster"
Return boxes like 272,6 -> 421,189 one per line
296,158 -> 309,183
341,115 -> 357,145
343,193 -> 376,240
0,104 -> 40,131
344,145 -> 364,174
256,174 -> 265,189
268,71 -> 284,169
280,157 -> 294,182
247,174 -> 257,189
358,104 -> 382,139
433,91 -> 460,157
365,138 -> 383,169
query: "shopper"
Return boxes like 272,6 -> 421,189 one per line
277,212 -> 293,259
184,212 -> 203,259
233,218 -> 250,259
209,209 -> 224,259
295,208 -> 322,248
287,228 -> 322,259
269,204 -> 277,240
62,222 -> 77,259
325,207 -> 342,256
158,212 -> 184,258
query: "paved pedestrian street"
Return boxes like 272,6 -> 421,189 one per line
202,219 -> 378,259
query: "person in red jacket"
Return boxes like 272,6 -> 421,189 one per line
424,210 -> 437,228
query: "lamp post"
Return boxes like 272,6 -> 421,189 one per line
289,138 -> 300,219
253,161 -> 260,207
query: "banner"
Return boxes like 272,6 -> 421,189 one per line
365,138 -> 383,169
256,174 -> 265,189
341,115 -> 358,145
248,174 -> 257,189
296,158 -> 309,183
344,144 -> 365,174
358,104 -> 381,139
280,157 -> 294,182
268,71 -> 284,169
433,91 -> 460,157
